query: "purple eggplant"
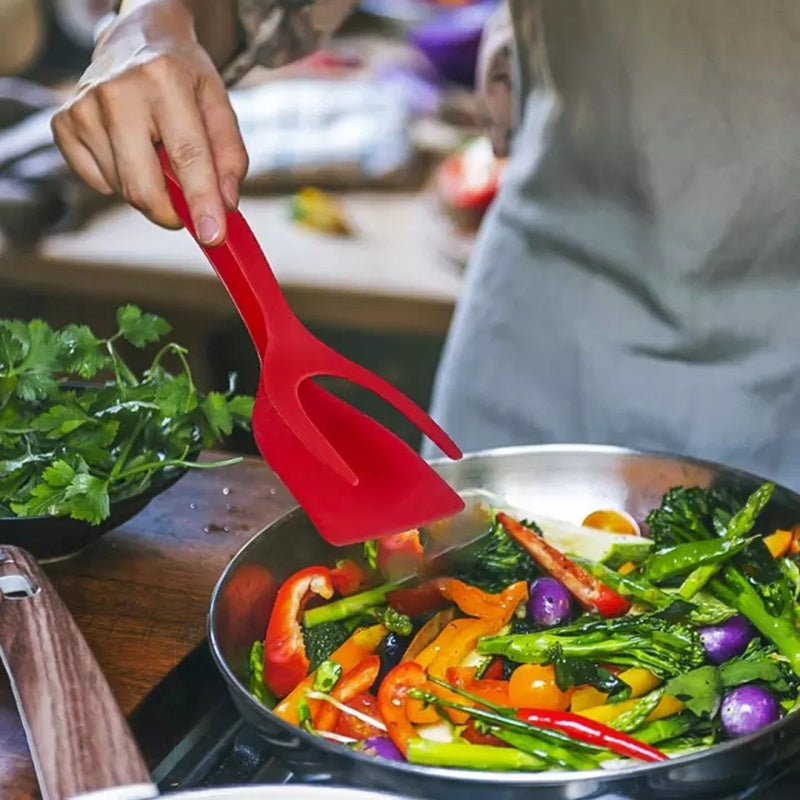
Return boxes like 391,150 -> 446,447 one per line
720,684 -> 780,738
361,736 -> 405,761
527,577 -> 573,628
698,615 -> 754,665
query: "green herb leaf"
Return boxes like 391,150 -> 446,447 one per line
227,394 -> 254,424
64,472 -> 110,524
553,656 -> 631,701
31,403 -> 90,436
664,665 -> 722,719
56,324 -> 108,378
116,305 -> 170,348
1,307 -> 252,524
201,391 -> 233,438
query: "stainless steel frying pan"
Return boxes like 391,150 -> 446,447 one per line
0,545 -> 412,800
208,444 -> 800,800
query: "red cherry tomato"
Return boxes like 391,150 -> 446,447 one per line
333,693 -> 384,740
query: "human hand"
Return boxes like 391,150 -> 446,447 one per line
51,0 -> 246,245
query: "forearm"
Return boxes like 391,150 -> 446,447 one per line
116,0 -> 239,68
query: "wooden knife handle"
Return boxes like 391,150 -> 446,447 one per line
0,546 -> 157,800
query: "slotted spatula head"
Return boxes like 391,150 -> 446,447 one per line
157,146 -> 465,544
253,379 -> 466,544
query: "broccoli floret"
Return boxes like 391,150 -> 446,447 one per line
647,482 -> 800,679
383,606 -> 413,636
451,518 -> 541,593
303,620 -> 352,671
645,486 -> 740,548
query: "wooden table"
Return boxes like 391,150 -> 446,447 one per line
0,190 -> 463,339
1,453 -> 295,800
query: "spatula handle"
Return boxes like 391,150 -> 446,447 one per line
0,546 -> 157,800
156,145 -> 296,341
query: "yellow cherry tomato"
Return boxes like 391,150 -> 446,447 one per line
582,509 -> 640,536
508,664 -> 573,711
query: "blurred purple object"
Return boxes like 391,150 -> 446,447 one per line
409,1 -> 500,87
378,64 -> 442,116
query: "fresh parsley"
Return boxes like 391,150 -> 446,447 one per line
0,306 -> 253,524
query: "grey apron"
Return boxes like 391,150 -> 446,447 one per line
425,0 -> 800,489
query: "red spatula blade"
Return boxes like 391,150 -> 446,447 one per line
252,380 -> 465,545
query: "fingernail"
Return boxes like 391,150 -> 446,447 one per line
222,177 -> 239,209
197,215 -> 219,244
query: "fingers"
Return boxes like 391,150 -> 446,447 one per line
52,47 -> 247,245
51,113 -> 114,196
152,65 -> 228,245
197,76 -> 248,211
96,79 -> 182,229
52,95 -> 119,195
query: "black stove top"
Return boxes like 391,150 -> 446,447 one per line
128,643 -> 799,800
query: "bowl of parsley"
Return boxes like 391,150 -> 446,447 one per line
0,305 -> 253,561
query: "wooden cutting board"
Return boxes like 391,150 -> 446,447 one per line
0,452 -> 295,800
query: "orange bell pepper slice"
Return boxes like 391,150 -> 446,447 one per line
407,616 -> 503,724
377,661 -> 428,756
387,578 -> 528,625
313,655 -> 381,732
764,529 -> 793,559
274,624 -> 386,724
446,666 -> 511,708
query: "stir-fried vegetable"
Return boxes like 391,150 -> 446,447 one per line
243,480 -> 800,773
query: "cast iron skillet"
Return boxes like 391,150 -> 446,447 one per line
208,444 -> 800,800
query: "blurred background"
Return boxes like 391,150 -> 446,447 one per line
0,0 -> 507,455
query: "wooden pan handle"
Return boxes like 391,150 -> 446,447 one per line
0,546 -> 158,800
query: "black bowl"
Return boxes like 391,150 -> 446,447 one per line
0,462 -> 191,562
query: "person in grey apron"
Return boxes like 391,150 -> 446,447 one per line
52,0 -> 800,488
427,0 -> 800,492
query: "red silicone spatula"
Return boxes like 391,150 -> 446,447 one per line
157,147 -> 465,544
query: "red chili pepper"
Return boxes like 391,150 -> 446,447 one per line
376,661 -> 428,756
497,513 -> 631,618
377,529 -> 425,581
387,578 -> 527,624
515,709 -> 668,763
314,655 -> 381,732
330,559 -> 368,596
263,566 -> 334,697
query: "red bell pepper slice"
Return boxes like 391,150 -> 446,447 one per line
376,529 -> 425,581
515,709 -> 667,763
481,657 -> 505,681
377,661 -> 428,756
263,566 -> 334,697
386,581 -> 449,618
462,719 -> 509,747
497,513 -> 630,618
330,558 -> 368,596
314,655 -> 381,732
